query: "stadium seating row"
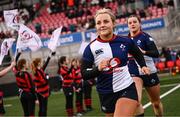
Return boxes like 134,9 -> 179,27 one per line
0,1 -> 170,39
156,59 -> 180,75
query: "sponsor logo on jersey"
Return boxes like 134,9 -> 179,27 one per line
103,58 -> 123,74
95,48 -> 104,56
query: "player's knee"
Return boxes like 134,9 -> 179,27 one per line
152,101 -> 161,109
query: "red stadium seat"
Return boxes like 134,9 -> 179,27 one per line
157,62 -> 165,71
157,11 -> 163,16
176,59 -> 180,67
151,16 -> 157,19
163,7 -> 168,14
115,19 -> 119,23
146,16 -> 151,20
175,59 -> 180,74
157,15 -> 162,18
152,12 -> 157,17
166,61 -> 175,69
157,8 -> 162,12
166,61 -> 175,75
120,18 -> 126,24
152,6 -> 157,10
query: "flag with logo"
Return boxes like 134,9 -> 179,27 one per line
0,38 -> 15,65
3,9 -> 19,30
48,26 -> 62,52
16,24 -> 42,51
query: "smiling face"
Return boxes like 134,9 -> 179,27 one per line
127,16 -> 141,35
95,9 -> 115,40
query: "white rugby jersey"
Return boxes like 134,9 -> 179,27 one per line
82,35 -> 137,94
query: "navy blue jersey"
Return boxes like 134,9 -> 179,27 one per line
130,32 -> 154,52
82,35 -> 146,94
130,32 -> 159,74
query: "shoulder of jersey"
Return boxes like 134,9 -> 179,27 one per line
142,32 -> 151,38
116,35 -> 132,42
89,38 -> 97,45
142,32 -> 154,41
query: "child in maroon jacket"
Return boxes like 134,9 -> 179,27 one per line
31,52 -> 55,116
71,59 -> 84,116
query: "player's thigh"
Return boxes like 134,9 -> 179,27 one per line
114,97 -> 138,116
133,77 -> 143,101
146,84 -> 161,102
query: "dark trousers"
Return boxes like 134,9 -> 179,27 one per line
83,85 -> 92,108
75,89 -> 83,113
84,85 -> 92,99
20,91 -> 36,116
63,87 -> 74,109
0,98 -> 5,114
37,93 -> 48,116
63,87 -> 74,116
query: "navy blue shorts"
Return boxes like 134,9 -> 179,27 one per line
128,59 -> 140,77
140,73 -> 160,87
98,83 -> 138,113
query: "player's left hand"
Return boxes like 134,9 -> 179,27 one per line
138,47 -> 146,54
141,66 -> 150,75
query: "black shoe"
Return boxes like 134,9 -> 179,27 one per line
81,110 -> 86,114
86,107 -> 93,112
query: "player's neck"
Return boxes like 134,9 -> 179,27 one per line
131,29 -> 141,37
100,33 -> 113,41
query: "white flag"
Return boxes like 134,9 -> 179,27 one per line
16,24 -> 42,51
48,26 -> 62,52
90,32 -> 97,41
78,41 -> 89,55
3,9 -> 19,30
0,38 -> 15,65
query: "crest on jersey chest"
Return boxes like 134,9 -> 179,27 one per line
137,40 -> 141,46
120,44 -> 126,51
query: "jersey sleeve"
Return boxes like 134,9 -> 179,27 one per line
144,34 -> 159,58
81,44 -> 100,80
82,45 -> 94,64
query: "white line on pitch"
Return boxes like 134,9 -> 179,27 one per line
160,83 -> 179,88
4,104 -> 12,107
143,84 -> 180,109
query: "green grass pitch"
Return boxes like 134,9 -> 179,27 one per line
3,75 -> 180,116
